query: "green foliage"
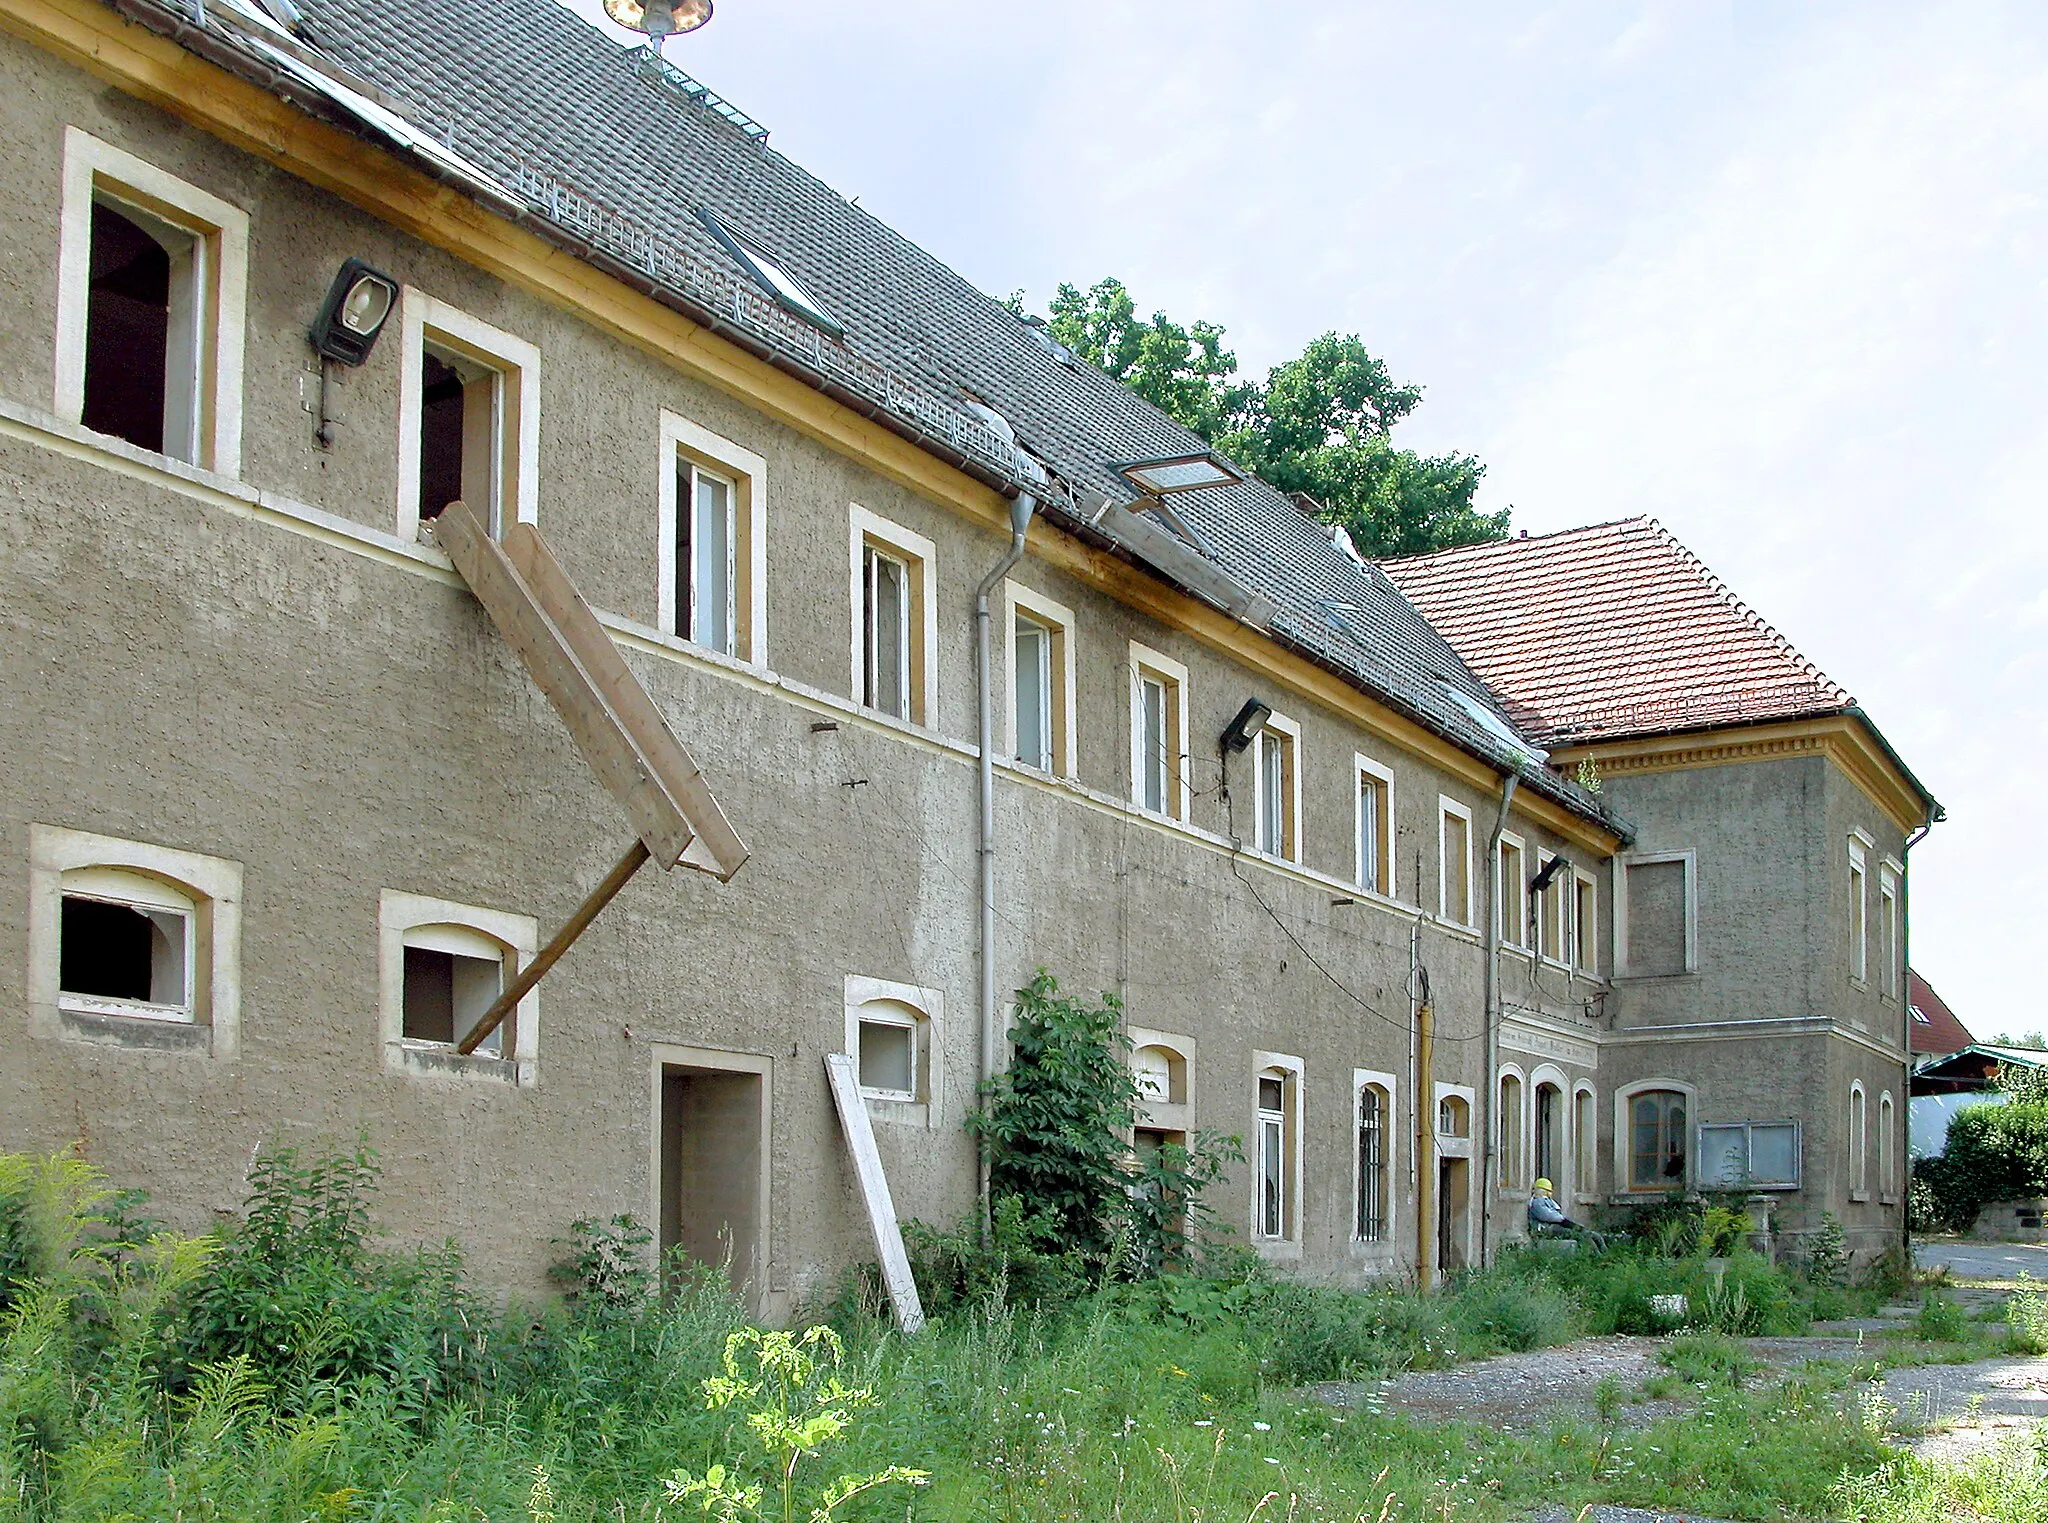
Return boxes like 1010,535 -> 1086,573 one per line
1805,1211 -> 1849,1288
1657,1331 -> 1757,1388
1995,1059 -> 2048,1103
1917,1099 -> 2048,1229
550,1213 -> 655,1311
1121,1129 -> 1243,1279
1915,1288 -> 1968,1342
2008,1273 -> 2048,1355
1036,278 -> 1508,557
901,1198 -> 1089,1317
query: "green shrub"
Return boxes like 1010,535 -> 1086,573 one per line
1659,1331 -> 1758,1387
2008,1274 -> 2048,1354
902,1198 -> 1090,1316
1917,1100 -> 2048,1230
1915,1289 -> 1968,1342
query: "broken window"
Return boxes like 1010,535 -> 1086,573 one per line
855,1001 -> 921,1100
1256,1071 -> 1288,1240
400,923 -> 510,1058
677,460 -> 737,654
1698,1120 -> 1800,1189
82,195 -> 203,461
1356,1082 -> 1390,1243
1629,1088 -> 1688,1189
57,867 -> 193,1020
416,344 -> 502,527
861,543 -> 911,720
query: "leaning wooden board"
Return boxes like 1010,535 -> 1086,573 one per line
824,1052 -> 926,1333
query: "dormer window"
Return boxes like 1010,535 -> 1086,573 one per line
697,209 -> 843,336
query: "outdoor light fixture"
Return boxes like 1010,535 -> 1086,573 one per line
1115,452 -> 1244,496
1219,698 -> 1273,755
1530,855 -> 1573,893
604,0 -> 713,47
308,258 -> 398,366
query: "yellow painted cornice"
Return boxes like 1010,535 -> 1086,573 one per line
1551,715 -> 1928,837
1,0 -> 1621,856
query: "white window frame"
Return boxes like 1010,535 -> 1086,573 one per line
1879,1091 -> 1898,1203
1252,1051 -> 1304,1253
1001,582 -> 1077,778
1496,1064 -> 1527,1192
1614,1078 -> 1696,1195
1696,1119 -> 1802,1191
1572,1081 -> 1598,1204
658,410 -> 767,664
27,824 -> 242,1057
1438,796 -> 1474,927
379,890 -> 540,1083
1352,1068 -> 1398,1247
395,288 -> 540,543
1129,1025 -> 1194,1132
54,127 -> 249,475
1497,832 -> 1528,951
1535,853 -> 1569,966
1353,753 -> 1395,899
1251,709 -> 1303,863
1878,859 -> 1901,1001
1128,641 -> 1191,822
1615,849 -> 1698,978
1572,869 -> 1600,977
848,505 -> 936,726
844,975 -> 944,1128
1847,832 -> 1871,987
1849,1079 -> 1869,1201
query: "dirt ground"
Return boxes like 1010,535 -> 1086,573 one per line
1311,1334 -> 1878,1432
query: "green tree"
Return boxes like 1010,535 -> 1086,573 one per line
1030,280 -> 1510,557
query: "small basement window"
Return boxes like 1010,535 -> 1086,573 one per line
856,1001 -> 922,1100
400,923 -> 511,1058
58,867 -> 193,1020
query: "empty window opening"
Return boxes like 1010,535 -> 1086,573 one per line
1538,859 -> 1566,960
861,543 -> 912,720
1254,727 -> 1295,858
401,924 -> 510,1058
1014,614 -> 1052,770
677,461 -> 737,654
416,344 -> 500,526
1879,1093 -> 1897,1197
1436,1156 -> 1470,1275
1256,1072 -> 1288,1240
83,195 -> 202,460
1535,1082 -> 1562,1186
1356,1083 -> 1390,1242
59,876 -> 192,1019
1134,1044 -> 1186,1105
856,1002 -> 922,1101
1629,1089 -> 1688,1189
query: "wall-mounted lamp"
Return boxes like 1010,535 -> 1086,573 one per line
309,259 -> 397,366
1530,856 -> 1572,893
1219,698 -> 1273,755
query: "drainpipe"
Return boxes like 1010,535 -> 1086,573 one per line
973,492 -> 1038,1220
1897,809 -> 1936,1262
1479,772 -> 1519,1268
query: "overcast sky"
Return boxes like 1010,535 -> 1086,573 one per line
566,1 -> 2041,1031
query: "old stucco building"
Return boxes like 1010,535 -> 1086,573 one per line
0,0 -> 1938,1307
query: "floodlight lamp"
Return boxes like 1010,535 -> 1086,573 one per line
1115,452 -> 1243,496
308,259 -> 397,366
1530,855 -> 1572,893
1219,698 -> 1273,755
604,0 -> 713,44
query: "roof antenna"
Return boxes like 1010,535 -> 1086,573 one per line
604,0 -> 714,57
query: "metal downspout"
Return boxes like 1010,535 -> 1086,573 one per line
973,493 -> 1038,1220
1480,773 -> 1519,1268
1898,810 -> 1936,1262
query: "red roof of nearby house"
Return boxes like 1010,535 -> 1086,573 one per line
1909,969 -> 1973,1057
1379,518 -> 1854,746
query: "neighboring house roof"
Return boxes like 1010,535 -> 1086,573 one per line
1908,968 -> 1973,1057
1911,1043 -> 2047,1094
1379,518 -> 1855,747
105,0 -> 1627,834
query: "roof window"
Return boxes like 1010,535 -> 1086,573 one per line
696,209 -> 842,336
1438,682 -> 1547,765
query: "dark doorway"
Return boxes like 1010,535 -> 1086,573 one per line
659,1065 -> 764,1309
1437,1157 -> 1469,1275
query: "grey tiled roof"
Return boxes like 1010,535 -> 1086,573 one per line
123,0 -> 1624,836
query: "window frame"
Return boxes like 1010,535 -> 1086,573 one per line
1572,1081 -> 1598,1203
1251,710 -> 1303,863
1128,641 -> 1191,822
1353,753 -> 1395,898
1352,1068 -> 1398,1246
1572,868 -> 1600,977
1496,1065 -> 1527,1191
1615,1079 -> 1695,1194
395,289 -> 540,542
1615,849 -> 1698,978
1251,1051 -> 1304,1252
1535,852 -> 1569,966
1849,1080 -> 1869,1201
1530,1066 -> 1568,1191
1438,796 -> 1475,927
1877,859 -> 1902,1001
1847,832 -> 1872,987
844,975 -> 944,1127
28,824 -> 242,1057
1696,1119 -> 1803,1191
1001,582 -> 1078,778
658,410 -> 767,664
1129,1025 -> 1194,1134
54,127 -> 249,476
1498,833 -> 1528,951
1879,1091 -> 1898,1203
848,505 -> 936,726
378,890 -> 540,1083
58,866 -> 198,1022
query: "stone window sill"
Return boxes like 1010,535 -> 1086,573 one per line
56,1006 -> 214,1055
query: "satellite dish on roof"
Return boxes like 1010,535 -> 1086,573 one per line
604,0 -> 713,50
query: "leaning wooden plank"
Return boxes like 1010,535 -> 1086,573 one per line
823,1052 -> 926,1334
433,502 -> 746,880
504,522 -> 747,879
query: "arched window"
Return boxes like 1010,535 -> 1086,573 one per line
1850,1083 -> 1869,1197
1355,1080 -> 1393,1243
855,998 -> 927,1101
1438,1092 -> 1470,1138
401,921 -> 515,1057
1879,1092 -> 1897,1199
1534,1081 -> 1564,1186
1498,1072 -> 1526,1189
58,865 -> 196,1021
1629,1089 -> 1688,1189
1134,1044 -> 1187,1105
1574,1085 -> 1597,1197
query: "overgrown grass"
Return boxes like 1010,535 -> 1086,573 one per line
0,1148 -> 1975,1521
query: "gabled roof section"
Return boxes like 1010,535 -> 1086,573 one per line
96,0 -> 1627,835
1907,968 -> 1973,1058
1381,518 -> 1855,747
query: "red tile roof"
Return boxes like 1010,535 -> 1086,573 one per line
1908,968 -> 1973,1057
1380,518 -> 1853,745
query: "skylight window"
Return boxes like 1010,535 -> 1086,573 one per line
696,209 -> 842,336
1116,453 -> 1243,495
